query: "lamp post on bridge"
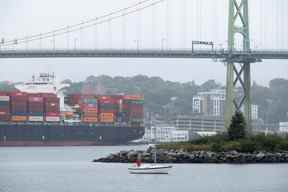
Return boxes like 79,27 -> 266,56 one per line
161,38 -> 166,51
74,38 -> 78,50
134,40 -> 140,52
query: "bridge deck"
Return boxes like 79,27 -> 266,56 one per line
0,49 -> 288,60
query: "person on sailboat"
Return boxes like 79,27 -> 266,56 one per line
135,153 -> 142,167
135,159 -> 142,167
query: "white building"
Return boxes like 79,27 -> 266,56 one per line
279,122 -> 288,133
143,125 -> 189,143
175,115 -> 225,133
192,89 -> 225,117
251,104 -> 259,120
192,89 -> 259,119
192,96 -> 202,113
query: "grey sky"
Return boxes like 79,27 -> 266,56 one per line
0,0 -> 287,85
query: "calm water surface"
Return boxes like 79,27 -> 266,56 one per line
0,146 -> 288,192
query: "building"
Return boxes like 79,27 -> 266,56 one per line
251,104 -> 259,120
142,124 -> 189,143
175,115 -> 225,133
279,122 -> 288,133
192,89 -> 259,120
192,89 -> 225,117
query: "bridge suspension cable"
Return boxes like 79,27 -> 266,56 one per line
1,0 -> 165,47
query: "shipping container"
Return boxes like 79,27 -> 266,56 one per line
99,113 -> 114,123
0,114 -> 10,121
28,95 -> 44,115
11,96 -> 28,114
10,92 -> 28,101
82,116 -> 98,123
83,112 -> 97,117
29,116 -> 44,122
0,94 -> 10,122
0,111 -> 9,115
99,118 -> 114,123
28,96 -> 43,102
82,107 -> 97,112
117,112 -> 128,122
45,102 -> 60,113
46,112 -> 60,116
11,115 -> 27,122
123,95 -> 144,100
45,116 -> 60,122
0,96 -> 10,101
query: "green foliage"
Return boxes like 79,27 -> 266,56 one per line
158,143 -> 210,152
190,134 -> 228,145
158,134 -> 288,153
210,143 -> 224,152
238,140 -> 257,153
278,140 -> 288,151
228,112 -> 247,140
252,79 -> 288,123
222,141 -> 241,152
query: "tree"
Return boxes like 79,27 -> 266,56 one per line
228,111 -> 247,140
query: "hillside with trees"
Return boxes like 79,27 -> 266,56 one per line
63,75 -> 288,122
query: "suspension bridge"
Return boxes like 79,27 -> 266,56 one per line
0,0 -> 288,132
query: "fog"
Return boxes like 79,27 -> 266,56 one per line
0,0 -> 287,85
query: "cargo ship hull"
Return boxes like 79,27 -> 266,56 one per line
0,123 -> 144,146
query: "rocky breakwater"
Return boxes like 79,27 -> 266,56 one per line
93,148 -> 288,164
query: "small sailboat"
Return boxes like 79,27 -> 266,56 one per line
128,149 -> 173,174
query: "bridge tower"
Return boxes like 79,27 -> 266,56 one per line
224,0 -> 255,133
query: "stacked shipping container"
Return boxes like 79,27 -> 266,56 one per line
98,96 -> 118,123
0,92 -> 144,125
10,92 -> 28,122
44,94 -> 60,122
122,95 -> 144,123
0,92 -> 10,121
65,94 -> 144,124
81,96 -> 98,123
28,94 -> 44,122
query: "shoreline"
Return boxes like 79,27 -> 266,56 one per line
93,149 -> 288,164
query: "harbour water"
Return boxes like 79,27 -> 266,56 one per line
0,146 -> 288,192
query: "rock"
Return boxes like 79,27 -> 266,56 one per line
92,149 -> 288,164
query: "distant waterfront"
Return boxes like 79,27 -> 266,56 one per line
0,146 -> 288,192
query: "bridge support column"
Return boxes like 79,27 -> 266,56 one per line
224,0 -> 252,134
244,62 -> 252,133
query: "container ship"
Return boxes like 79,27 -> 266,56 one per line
0,73 -> 144,146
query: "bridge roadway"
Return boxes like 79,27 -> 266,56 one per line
0,49 -> 288,60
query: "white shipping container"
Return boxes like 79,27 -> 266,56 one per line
0,96 -> 10,101
29,116 -> 44,122
45,116 -> 60,122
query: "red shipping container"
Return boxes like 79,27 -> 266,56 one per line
0,111 -> 9,115
46,112 -> 60,116
28,97 -> 43,102
45,101 -> 60,113
42,93 -> 57,98
123,95 -> 144,100
44,96 -> 59,102
0,115 -> 10,121
10,92 -> 27,97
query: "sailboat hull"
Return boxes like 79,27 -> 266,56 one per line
128,165 -> 172,174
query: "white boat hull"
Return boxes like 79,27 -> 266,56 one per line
128,164 -> 172,174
